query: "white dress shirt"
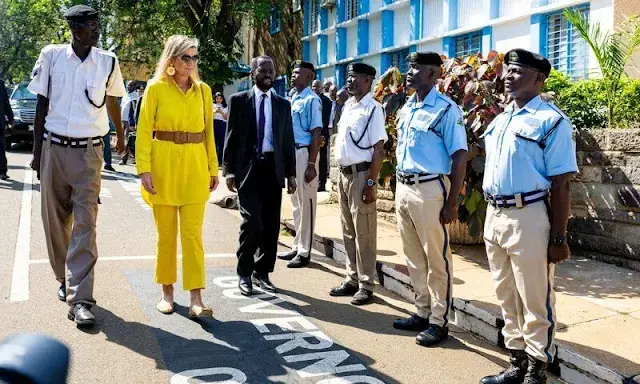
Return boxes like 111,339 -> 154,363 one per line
253,85 -> 274,153
28,44 -> 126,138
328,100 -> 336,129
120,91 -> 139,122
334,92 -> 388,166
213,103 -> 228,121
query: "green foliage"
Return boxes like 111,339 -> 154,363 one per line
564,8 -> 640,129
542,70 -> 572,96
0,0 -> 66,83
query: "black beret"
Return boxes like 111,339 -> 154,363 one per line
505,49 -> 551,77
64,4 -> 99,22
348,63 -> 376,77
407,52 -> 443,66
293,60 -> 316,73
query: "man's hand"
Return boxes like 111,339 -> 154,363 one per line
287,176 -> 297,194
30,154 -> 41,180
362,185 -> 377,204
320,136 -> 326,148
304,163 -> 317,183
116,134 -> 126,155
440,202 -> 458,225
210,176 -> 219,192
549,243 -> 570,264
140,172 -> 156,195
226,177 -> 237,193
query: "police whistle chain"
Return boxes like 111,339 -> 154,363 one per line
349,106 -> 378,150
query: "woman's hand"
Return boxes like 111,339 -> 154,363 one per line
140,172 -> 156,195
210,176 -> 219,192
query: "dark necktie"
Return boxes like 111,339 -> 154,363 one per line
257,93 -> 267,158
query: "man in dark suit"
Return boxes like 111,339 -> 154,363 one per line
0,79 -> 14,180
223,55 -> 297,296
311,80 -> 332,192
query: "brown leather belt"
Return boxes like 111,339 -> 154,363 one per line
155,131 -> 204,144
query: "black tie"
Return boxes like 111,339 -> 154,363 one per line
257,93 -> 266,158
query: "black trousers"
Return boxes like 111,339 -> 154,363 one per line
0,125 -> 7,175
318,134 -> 329,189
236,154 -> 282,277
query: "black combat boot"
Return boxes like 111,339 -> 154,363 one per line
480,349 -> 528,384
523,354 -> 547,384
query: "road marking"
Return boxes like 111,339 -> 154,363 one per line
10,169 -> 33,302
117,178 -> 152,211
28,253 -> 236,264
99,187 -> 113,198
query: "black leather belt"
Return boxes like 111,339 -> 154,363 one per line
397,172 -> 440,185
340,161 -> 370,175
295,144 -> 310,149
44,130 -> 102,148
259,151 -> 274,160
484,190 -> 549,208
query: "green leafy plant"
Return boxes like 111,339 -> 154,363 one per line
564,8 -> 640,129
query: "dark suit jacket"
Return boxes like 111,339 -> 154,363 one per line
223,89 -> 296,189
333,102 -> 345,130
319,93 -> 332,137
0,79 -> 13,127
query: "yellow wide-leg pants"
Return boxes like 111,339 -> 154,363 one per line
153,203 -> 206,291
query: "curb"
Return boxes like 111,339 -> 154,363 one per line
281,219 -> 638,384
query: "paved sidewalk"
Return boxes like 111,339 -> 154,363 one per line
280,200 -> 640,384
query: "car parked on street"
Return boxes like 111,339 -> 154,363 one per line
6,82 -> 36,148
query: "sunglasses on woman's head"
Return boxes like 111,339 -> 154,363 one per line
179,54 -> 200,64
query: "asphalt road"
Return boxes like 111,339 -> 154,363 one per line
0,145 -> 535,384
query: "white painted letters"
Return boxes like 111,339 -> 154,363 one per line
265,331 -> 334,354
284,350 -> 367,378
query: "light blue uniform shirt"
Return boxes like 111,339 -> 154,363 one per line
481,95 -> 578,196
396,88 -> 468,175
291,86 -> 323,146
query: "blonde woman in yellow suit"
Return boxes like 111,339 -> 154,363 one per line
136,35 -> 218,317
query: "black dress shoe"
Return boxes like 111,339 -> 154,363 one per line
329,282 -> 359,297
68,303 -> 95,326
252,272 -> 276,293
416,324 -> 448,347
480,349 -> 528,384
57,283 -> 66,302
239,276 -> 253,296
393,314 -> 430,331
351,288 -> 374,305
277,248 -> 298,261
0,174 -> 8,180
287,255 -> 310,268
104,165 -> 116,172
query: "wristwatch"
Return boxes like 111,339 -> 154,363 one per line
366,178 -> 375,187
550,233 -> 567,246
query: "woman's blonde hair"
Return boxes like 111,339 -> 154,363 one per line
152,35 -> 201,83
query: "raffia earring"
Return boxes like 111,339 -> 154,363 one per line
166,64 -> 176,76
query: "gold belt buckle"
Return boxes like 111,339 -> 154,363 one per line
174,132 -> 185,144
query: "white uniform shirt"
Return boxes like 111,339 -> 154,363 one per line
253,85 -> 274,153
334,92 -> 388,166
213,103 -> 228,121
28,44 -> 126,138
120,91 -> 139,122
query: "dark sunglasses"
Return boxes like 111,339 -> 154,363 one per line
179,54 -> 200,64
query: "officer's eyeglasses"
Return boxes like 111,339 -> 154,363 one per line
179,54 -> 200,64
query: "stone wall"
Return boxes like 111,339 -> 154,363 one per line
570,129 -> 640,269
330,129 -> 640,269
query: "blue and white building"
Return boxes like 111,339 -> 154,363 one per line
299,0 -> 618,87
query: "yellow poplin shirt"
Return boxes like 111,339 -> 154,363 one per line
136,77 -> 219,207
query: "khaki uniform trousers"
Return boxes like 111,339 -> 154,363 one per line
338,169 -> 377,290
291,147 -> 318,257
153,203 -> 206,291
484,201 -> 557,363
40,134 -> 102,306
396,177 -> 453,327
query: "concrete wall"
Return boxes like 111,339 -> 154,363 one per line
615,0 -> 640,78
570,129 -> 640,270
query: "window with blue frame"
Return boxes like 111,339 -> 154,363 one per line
345,0 -> 360,20
391,48 -> 411,74
454,31 -> 482,58
545,6 -> 589,79
273,76 -> 288,97
309,0 -> 319,34
270,7 -> 281,35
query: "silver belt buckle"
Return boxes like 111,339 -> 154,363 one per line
515,193 -> 524,209
413,174 -> 419,185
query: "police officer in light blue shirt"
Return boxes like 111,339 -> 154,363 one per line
480,49 -> 578,384
277,61 -> 323,268
392,52 -> 468,348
